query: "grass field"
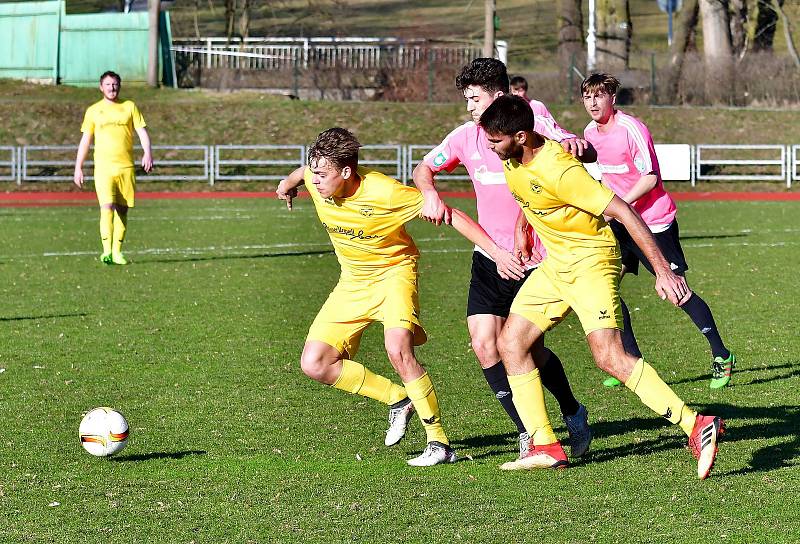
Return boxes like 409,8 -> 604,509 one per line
1,195 -> 799,542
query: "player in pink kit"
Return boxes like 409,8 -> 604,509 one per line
413,58 -> 597,460
581,73 -> 735,389
510,75 -> 567,139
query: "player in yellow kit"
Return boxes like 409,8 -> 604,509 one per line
277,127 -> 525,466
74,70 -> 153,265
478,95 -> 724,479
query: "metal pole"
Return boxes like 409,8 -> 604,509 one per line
651,53 -> 657,104
427,49 -> 434,103
668,10 -> 673,46
587,0 -> 596,72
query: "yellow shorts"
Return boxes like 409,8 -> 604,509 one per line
511,254 -> 623,335
94,166 -> 136,207
306,264 -> 427,358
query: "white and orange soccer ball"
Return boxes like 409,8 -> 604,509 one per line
78,407 -> 130,457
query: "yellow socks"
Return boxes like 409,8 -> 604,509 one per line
112,209 -> 127,255
508,369 -> 558,445
99,208 -> 113,255
625,358 -> 697,436
332,359 -> 407,405
404,372 -> 449,445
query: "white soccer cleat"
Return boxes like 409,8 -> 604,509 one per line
406,441 -> 457,466
385,399 -> 415,446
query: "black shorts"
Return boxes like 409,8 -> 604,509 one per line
610,219 -> 689,276
467,251 -> 534,317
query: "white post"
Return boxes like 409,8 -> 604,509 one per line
496,40 -> 508,64
587,0 -> 597,72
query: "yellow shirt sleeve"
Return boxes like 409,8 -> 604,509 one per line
130,102 -> 146,129
555,165 -> 615,217
388,183 -> 424,225
80,107 -> 95,134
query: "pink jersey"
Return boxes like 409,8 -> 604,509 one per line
424,122 -> 554,265
584,110 -> 676,229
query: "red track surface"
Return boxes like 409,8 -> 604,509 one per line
0,190 -> 799,207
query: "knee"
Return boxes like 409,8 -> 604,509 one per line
496,331 -> 517,363
470,334 -> 499,366
300,350 -> 331,382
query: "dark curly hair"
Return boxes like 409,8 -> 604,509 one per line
99,70 -> 121,84
307,127 -> 361,170
455,58 -> 509,95
479,95 -> 534,136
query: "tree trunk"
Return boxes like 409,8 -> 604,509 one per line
595,0 -> 631,71
729,0 -> 748,57
664,0 -> 700,103
773,0 -> 800,67
225,0 -> 237,45
193,0 -> 201,38
557,0 -> 584,68
698,0 -> 734,104
147,0 -> 161,87
239,0 -> 251,42
483,0 -> 496,58
752,0 -> 779,52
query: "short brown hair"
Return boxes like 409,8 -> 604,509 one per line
307,127 -> 361,170
100,70 -> 121,84
581,73 -> 621,96
509,76 -> 528,91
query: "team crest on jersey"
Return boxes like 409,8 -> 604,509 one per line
529,179 -> 542,193
359,207 -> 374,217
634,156 -> 647,174
433,152 -> 447,167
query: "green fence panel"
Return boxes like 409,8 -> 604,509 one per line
0,0 -> 61,82
0,0 -> 173,87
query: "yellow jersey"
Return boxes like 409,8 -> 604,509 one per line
304,166 -> 424,279
503,139 -> 619,272
80,99 -> 146,170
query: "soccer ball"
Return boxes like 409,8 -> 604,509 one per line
79,407 -> 130,457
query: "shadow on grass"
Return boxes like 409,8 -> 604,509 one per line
668,360 -> 799,387
136,249 -> 334,264
0,312 -> 88,322
450,402 -> 800,475
112,450 -> 207,462
680,233 -> 748,241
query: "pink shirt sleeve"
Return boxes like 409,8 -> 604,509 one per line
423,124 -> 469,173
530,99 -> 576,141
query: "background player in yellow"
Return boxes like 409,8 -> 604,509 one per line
74,70 -> 153,265
479,95 -> 724,479
276,127 -> 525,466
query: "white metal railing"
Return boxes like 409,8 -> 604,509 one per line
0,146 -> 15,182
19,146 -> 213,184
214,145 -> 305,182
695,144 -> 789,187
6,144 -> 797,187
172,36 -> 492,71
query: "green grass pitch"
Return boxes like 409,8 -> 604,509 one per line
0,196 -> 798,543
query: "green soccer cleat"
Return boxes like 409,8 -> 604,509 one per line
111,252 -> 129,265
100,252 -> 113,265
602,376 -> 622,387
710,353 -> 736,389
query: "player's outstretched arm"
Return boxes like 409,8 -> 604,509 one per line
603,195 -> 691,306
276,165 -> 306,211
412,162 -> 450,225
448,207 -> 525,280
135,127 -> 153,173
73,132 -> 93,189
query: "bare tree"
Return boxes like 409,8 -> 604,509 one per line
772,0 -> 800,67
729,0 -> 748,57
147,0 -> 161,87
239,0 -> 251,41
699,0 -> 734,103
484,0 -> 496,58
557,0 -> 583,68
664,0 -> 700,102
752,0 -> 779,52
225,0 -> 237,44
595,0 -> 632,70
